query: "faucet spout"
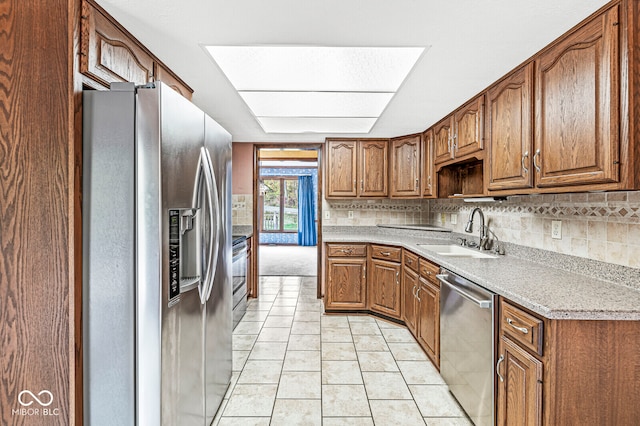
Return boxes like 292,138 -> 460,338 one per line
465,207 -> 487,250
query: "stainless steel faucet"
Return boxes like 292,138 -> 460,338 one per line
465,207 -> 488,250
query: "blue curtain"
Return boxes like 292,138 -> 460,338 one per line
297,175 -> 317,246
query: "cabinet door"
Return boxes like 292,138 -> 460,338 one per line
417,277 -> 439,368
488,63 -> 534,191
359,139 -> 388,197
369,259 -> 401,319
421,129 -> 435,197
534,5 -> 620,187
81,0 -> 154,87
326,258 -> 367,309
390,135 -> 421,198
402,266 -> 419,336
326,140 -> 358,197
454,95 -> 484,158
497,336 -> 543,426
155,63 -> 193,100
433,117 -> 454,164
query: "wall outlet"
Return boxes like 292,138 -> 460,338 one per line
440,213 -> 446,224
324,211 -> 330,220
348,211 -> 354,219
551,220 -> 562,239
450,214 -> 457,225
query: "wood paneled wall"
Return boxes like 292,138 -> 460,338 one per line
0,1 -> 76,424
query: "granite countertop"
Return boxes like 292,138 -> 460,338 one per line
323,227 -> 640,321
232,225 -> 253,239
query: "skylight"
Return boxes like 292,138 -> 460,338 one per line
205,46 -> 425,134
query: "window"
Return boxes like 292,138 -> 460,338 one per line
261,177 -> 298,232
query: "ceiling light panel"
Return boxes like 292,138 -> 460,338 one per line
239,91 -> 394,117
257,117 -> 377,134
206,46 -> 425,92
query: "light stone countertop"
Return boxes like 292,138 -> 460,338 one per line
232,225 -> 253,239
323,228 -> 640,321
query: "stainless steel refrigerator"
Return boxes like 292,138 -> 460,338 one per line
82,82 -> 232,425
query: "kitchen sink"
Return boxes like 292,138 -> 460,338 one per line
417,244 -> 498,259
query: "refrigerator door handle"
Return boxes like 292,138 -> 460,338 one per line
202,148 -> 220,302
191,147 -> 219,304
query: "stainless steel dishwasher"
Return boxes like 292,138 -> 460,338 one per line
437,268 -> 496,426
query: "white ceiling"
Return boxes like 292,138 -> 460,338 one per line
96,0 -> 609,143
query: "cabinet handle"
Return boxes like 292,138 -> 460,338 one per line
406,259 -> 413,264
415,287 -> 421,302
427,175 -> 431,188
412,285 -> 417,297
396,271 -> 399,284
340,249 -> 353,255
496,354 -> 505,382
452,134 -> 457,150
381,251 -> 391,256
507,318 -> 529,334
415,178 -> 419,190
533,149 -> 541,173
521,151 -> 529,174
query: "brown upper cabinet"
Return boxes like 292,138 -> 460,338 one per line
433,115 -> 454,164
390,134 -> 422,198
534,4 -> 620,188
434,95 -> 485,166
454,95 -> 485,158
325,139 -> 388,198
421,129 -> 436,197
81,0 -> 193,99
487,63 -> 535,191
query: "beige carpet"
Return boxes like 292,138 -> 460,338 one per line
259,245 -> 318,276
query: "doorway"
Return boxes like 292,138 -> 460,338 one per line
253,145 -> 323,296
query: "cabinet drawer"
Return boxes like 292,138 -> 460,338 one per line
419,258 -> 439,282
370,245 -> 401,262
403,250 -> 419,273
326,244 -> 367,257
500,300 -> 544,356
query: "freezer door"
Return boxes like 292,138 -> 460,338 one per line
82,86 -> 136,426
203,114 -> 233,424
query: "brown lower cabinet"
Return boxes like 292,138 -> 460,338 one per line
497,335 -> 543,426
402,265 -> 419,335
496,298 -> 640,425
368,258 -> 402,319
416,276 -> 439,368
324,244 -> 368,310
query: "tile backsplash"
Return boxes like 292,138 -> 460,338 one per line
232,194 -> 253,226
429,191 -> 640,269
322,199 -> 430,226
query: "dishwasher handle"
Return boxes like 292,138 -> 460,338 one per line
436,274 -> 493,309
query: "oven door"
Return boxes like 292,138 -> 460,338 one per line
231,239 -> 248,328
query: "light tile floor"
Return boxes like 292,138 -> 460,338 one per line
215,276 -> 473,426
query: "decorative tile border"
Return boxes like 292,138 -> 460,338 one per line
326,200 -> 426,212
430,191 -> 640,221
